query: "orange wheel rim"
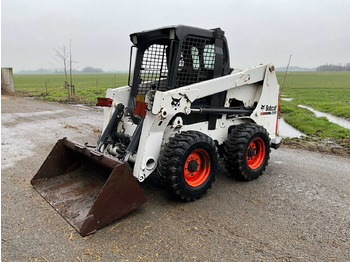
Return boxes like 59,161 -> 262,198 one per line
183,149 -> 211,187
246,137 -> 266,169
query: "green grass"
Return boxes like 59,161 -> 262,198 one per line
279,100 -> 350,138
13,73 -> 129,104
276,71 -> 350,139
277,71 -> 350,119
12,71 -> 350,139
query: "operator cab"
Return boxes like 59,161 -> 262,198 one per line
128,25 -> 231,124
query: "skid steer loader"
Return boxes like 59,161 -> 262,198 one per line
31,25 -> 282,236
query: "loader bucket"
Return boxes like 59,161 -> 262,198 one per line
31,138 -> 146,236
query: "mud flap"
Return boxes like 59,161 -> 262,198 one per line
31,138 -> 146,236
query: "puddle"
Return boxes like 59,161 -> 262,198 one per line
70,104 -> 103,112
298,105 -> 350,130
281,98 -> 293,102
1,110 -> 103,169
71,104 -> 90,111
1,110 -> 65,119
278,118 -> 305,138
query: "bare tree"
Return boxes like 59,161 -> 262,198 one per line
69,40 -> 75,96
54,41 -> 77,98
54,45 -> 70,98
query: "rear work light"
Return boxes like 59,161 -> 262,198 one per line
96,97 -> 113,107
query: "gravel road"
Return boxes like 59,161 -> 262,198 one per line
2,95 -> 350,261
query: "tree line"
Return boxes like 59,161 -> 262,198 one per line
316,63 -> 350,71
17,67 -> 106,74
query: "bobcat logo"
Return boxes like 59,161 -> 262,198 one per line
171,97 -> 182,107
260,104 -> 277,115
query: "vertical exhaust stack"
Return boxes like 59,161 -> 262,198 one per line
31,138 -> 146,236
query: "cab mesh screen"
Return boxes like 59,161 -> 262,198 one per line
176,37 -> 216,88
137,44 -> 168,95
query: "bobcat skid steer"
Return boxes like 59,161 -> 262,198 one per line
31,25 -> 282,236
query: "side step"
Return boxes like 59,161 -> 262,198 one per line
31,138 -> 146,236
271,136 -> 283,149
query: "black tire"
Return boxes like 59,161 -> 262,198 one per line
223,124 -> 270,181
158,131 -> 218,201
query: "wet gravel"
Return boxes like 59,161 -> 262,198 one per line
2,96 -> 350,261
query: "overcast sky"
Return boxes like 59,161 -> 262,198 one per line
1,0 -> 350,72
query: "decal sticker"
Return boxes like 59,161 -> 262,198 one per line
171,97 -> 182,107
260,104 -> 277,115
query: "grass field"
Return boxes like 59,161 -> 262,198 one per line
12,73 -> 129,104
11,71 -> 350,138
276,71 -> 350,138
277,71 -> 350,119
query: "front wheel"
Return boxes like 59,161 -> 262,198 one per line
158,131 -> 218,201
223,124 -> 270,181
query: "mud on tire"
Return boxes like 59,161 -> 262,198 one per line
223,124 -> 270,181
158,131 -> 218,201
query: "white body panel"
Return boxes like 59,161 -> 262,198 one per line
103,64 -> 280,182
103,86 -> 132,133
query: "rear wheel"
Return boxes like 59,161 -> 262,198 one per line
158,131 -> 217,201
223,124 -> 270,181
